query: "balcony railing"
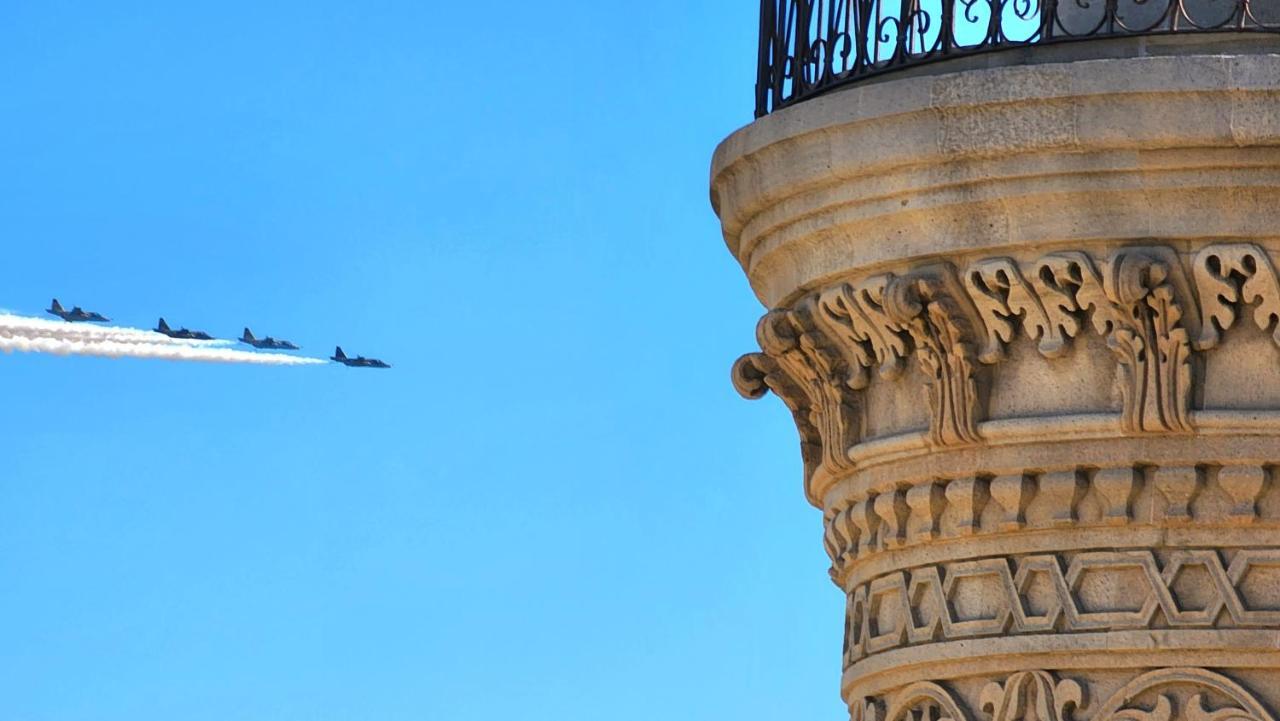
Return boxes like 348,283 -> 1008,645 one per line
756,0 -> 1280,117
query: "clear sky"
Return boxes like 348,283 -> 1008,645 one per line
0,3 -> 842,719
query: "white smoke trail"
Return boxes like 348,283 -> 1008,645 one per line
0,313 -> 322,366
0,313 -> 233,347
0,330 -> 325,365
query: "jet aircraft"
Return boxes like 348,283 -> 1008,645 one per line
155,317 -> 214,341
47,299 -> 109,323
239,328 -> 300,350
331,346 -> 390,368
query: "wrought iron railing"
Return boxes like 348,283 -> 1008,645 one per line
756,0 -> 1280,117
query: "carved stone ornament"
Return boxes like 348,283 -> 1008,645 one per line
1192,243 -> 1280,351
1092,669 -> 1275,721
814,276 -> 912,383
732,307 -> 860,498
730,244 -> 1255,489
884,682 -> 969,721
966,258 -> 1078,364
883,263 -> 986,447
1030,248 -> 1195,435
981,672 -> 1083,721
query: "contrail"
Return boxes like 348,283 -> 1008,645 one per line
0,314 -> 324,366
0,313 -> 232,347
0,331 -> 325,365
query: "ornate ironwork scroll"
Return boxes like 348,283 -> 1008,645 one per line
756,0 -> 1280,116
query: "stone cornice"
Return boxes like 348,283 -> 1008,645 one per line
710,53 -> 1280,308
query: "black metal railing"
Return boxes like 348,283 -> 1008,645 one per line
757,0 -> 1280,116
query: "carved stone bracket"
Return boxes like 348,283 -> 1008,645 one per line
732,307 -> 860,500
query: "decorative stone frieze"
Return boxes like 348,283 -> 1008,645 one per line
733,243 -> 1280,496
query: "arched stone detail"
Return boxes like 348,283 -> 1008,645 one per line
1093,669 -> 1275,721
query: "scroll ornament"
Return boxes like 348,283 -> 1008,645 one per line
732,306 -> 860,501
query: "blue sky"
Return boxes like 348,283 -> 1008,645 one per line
0,3 -> 842,719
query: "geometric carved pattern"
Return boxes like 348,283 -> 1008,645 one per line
845,549 -> 1280,667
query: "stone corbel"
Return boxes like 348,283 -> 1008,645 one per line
732,307 -> 861,500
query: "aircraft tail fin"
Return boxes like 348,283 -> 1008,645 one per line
157,317 -> 169,332
333,346 -> 346,361
242,327 -> 254,341
50,298 -> 63,313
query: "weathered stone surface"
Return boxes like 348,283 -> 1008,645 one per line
713,42 -> 1280,720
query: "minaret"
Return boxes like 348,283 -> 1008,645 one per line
713,4 -> 1280,719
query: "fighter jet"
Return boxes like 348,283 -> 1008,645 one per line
155,317 -> 214,341
47,299 -> 109,323
331,346 -> 390,369
239,327 -> 299,350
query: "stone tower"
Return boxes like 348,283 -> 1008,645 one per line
711,3 -> 1280,720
